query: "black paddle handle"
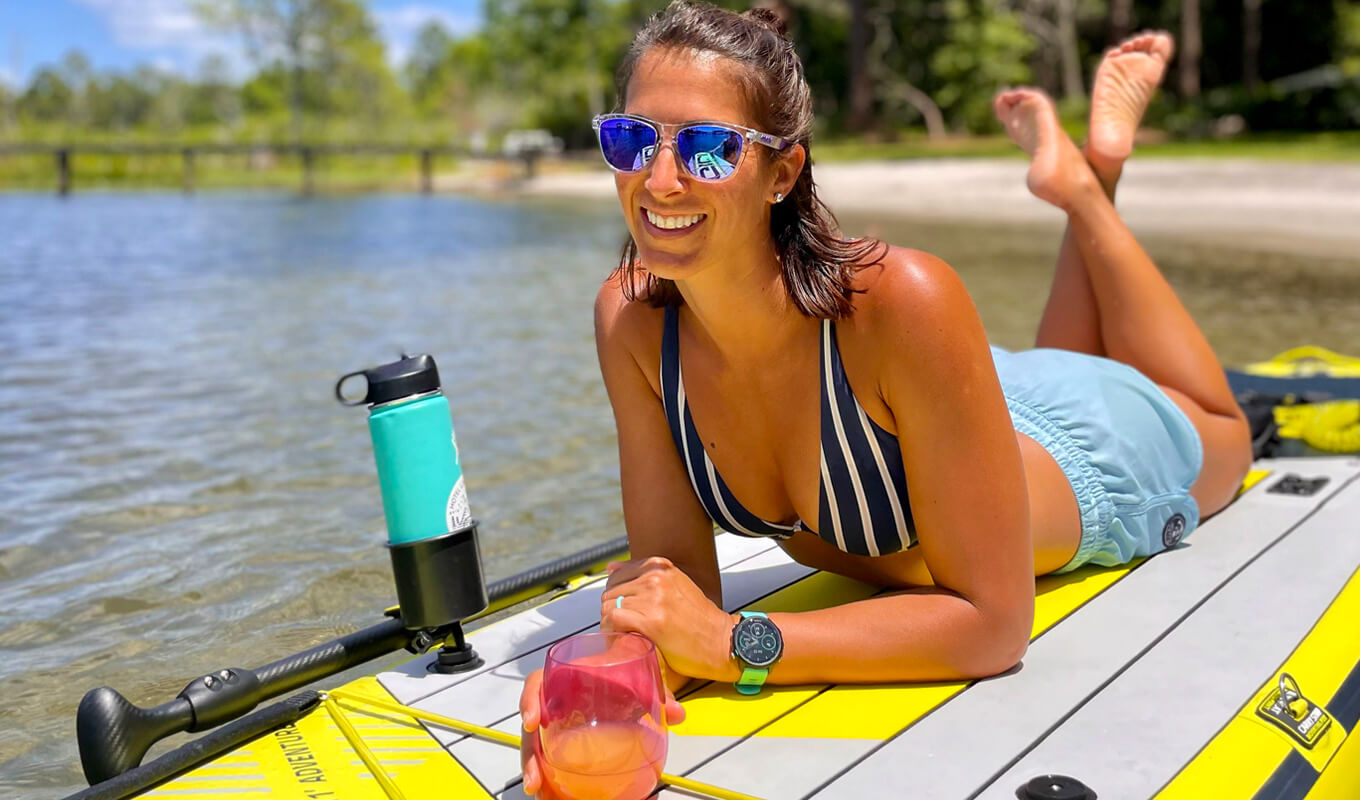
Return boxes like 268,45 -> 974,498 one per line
67,692 -> 321,800
76,616 -> 410,784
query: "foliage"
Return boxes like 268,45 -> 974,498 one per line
0,0 -> 1356,151
931,0 -> 1035,133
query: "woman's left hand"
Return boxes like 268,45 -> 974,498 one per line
600,556 -> 738,682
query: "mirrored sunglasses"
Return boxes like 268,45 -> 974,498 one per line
591,114 -> 790,182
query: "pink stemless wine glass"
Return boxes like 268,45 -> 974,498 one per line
538,631 -> 669,800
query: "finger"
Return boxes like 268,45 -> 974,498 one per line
604,556 -> 672,588
523,754 -> 540,795
520,725 -> 541,794
604,558 -> 644,589
601,607 -> 650,637
520,670 -> 544,730
599,580 -> 648,612
664,693 -> 687,725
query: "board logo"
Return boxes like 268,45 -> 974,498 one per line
1162,513 -> 1187,548
1256,673 -> 1332,749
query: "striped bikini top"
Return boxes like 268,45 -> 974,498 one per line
660,305 -> 917,557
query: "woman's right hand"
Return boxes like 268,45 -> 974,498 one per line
519,665 -> 687,798
519,668 -> 563,799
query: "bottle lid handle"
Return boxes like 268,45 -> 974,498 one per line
335,370 -> 370,406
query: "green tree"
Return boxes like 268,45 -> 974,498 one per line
195,0 -> 403,139
1339,0 -> 1360,75
405,20 -> 456,113
481,0 -> 631,141
19,68 -> 73,123
186,54 -> 244,127
932,0 -> 1034,132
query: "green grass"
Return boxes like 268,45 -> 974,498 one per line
0,150 -> 463,192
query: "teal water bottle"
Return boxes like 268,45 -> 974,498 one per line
337,355 -> 488,638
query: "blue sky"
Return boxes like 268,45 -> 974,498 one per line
0,0 -> 483,88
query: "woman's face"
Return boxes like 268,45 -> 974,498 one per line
618,48 -> 800,279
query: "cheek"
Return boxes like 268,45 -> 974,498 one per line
615,175 -> 639,225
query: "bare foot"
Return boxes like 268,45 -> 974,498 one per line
1086,31 -> 1175,186
994,88 -> 1097,212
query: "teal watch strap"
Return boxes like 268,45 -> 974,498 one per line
734,611 -> 771,696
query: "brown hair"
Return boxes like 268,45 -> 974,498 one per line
611,0 -> 885,318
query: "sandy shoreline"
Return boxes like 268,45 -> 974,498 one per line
510,158 -> 1360,259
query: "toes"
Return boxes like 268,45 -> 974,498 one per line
993,89 -> 1026,113
1110,30 -> 1175,61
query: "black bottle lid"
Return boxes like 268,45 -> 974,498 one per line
336,354 -> 441,407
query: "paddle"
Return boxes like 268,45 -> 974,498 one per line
74,534 -> 629,787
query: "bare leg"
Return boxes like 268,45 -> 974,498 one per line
996,88 -> 1252,516
1032,32 -> 1175,355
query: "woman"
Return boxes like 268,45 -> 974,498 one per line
521,2 -> 1251,794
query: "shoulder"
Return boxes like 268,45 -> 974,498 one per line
850,244 -> 983,355
841,244 -> 997,418
594,270 -> 666,395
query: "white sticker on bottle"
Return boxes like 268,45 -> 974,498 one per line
446,477 -> 473,531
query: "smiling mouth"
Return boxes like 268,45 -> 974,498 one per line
642,207 -> 707,234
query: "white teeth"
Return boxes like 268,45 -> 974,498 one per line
645,210 -> 704,230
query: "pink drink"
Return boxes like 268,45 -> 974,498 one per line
539,632 -> 668,800
541,720 -> 666,800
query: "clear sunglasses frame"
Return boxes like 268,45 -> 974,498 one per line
591,113 -> 792,181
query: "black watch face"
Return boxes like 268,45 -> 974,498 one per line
735,617 -> 782,668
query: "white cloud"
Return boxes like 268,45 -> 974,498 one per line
0,65 -> 16,90
376,4 -> 478,67
74,0 -> 243,75
74,0 -> 481,76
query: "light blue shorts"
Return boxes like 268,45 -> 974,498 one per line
991,347 -> 1204,573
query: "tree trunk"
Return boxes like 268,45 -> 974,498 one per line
1179,0 -> 1202,98
1056,0 -> 1084,100
1109,0 -> 1134,43
847,0 -> 873,131
900,82 -> 947,140
1243,0 -> 1262,90
287,16 -> 304,145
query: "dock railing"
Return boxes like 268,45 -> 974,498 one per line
0,143 -> 546,195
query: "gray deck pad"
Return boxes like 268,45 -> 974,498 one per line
814,458 -> 1360,799
370,458 -> 1359,800
973,463 -> 1360,798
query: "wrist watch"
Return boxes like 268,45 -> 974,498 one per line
731,611 -> 783,695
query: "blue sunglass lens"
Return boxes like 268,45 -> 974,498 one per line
677,126 -> 743,181
598,119 -> 658,172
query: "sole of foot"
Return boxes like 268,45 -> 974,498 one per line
994,88 -> 1094,212
1085,30 -> 1175,185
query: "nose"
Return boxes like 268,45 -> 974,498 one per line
643,141 -> 684,196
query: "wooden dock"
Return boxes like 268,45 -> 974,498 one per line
0,143 -> 546,195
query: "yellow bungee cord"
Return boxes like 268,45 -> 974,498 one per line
1274,400 -> 1360,454
1245,346 -> 1360,379
326,689 -> 767,800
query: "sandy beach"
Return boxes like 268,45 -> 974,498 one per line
514,158 -> 1360,259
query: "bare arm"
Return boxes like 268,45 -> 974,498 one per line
594,276 -> 729,689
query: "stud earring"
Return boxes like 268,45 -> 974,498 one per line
774,192 -> 784,203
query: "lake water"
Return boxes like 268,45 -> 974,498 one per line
2,191 -> 1357,796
